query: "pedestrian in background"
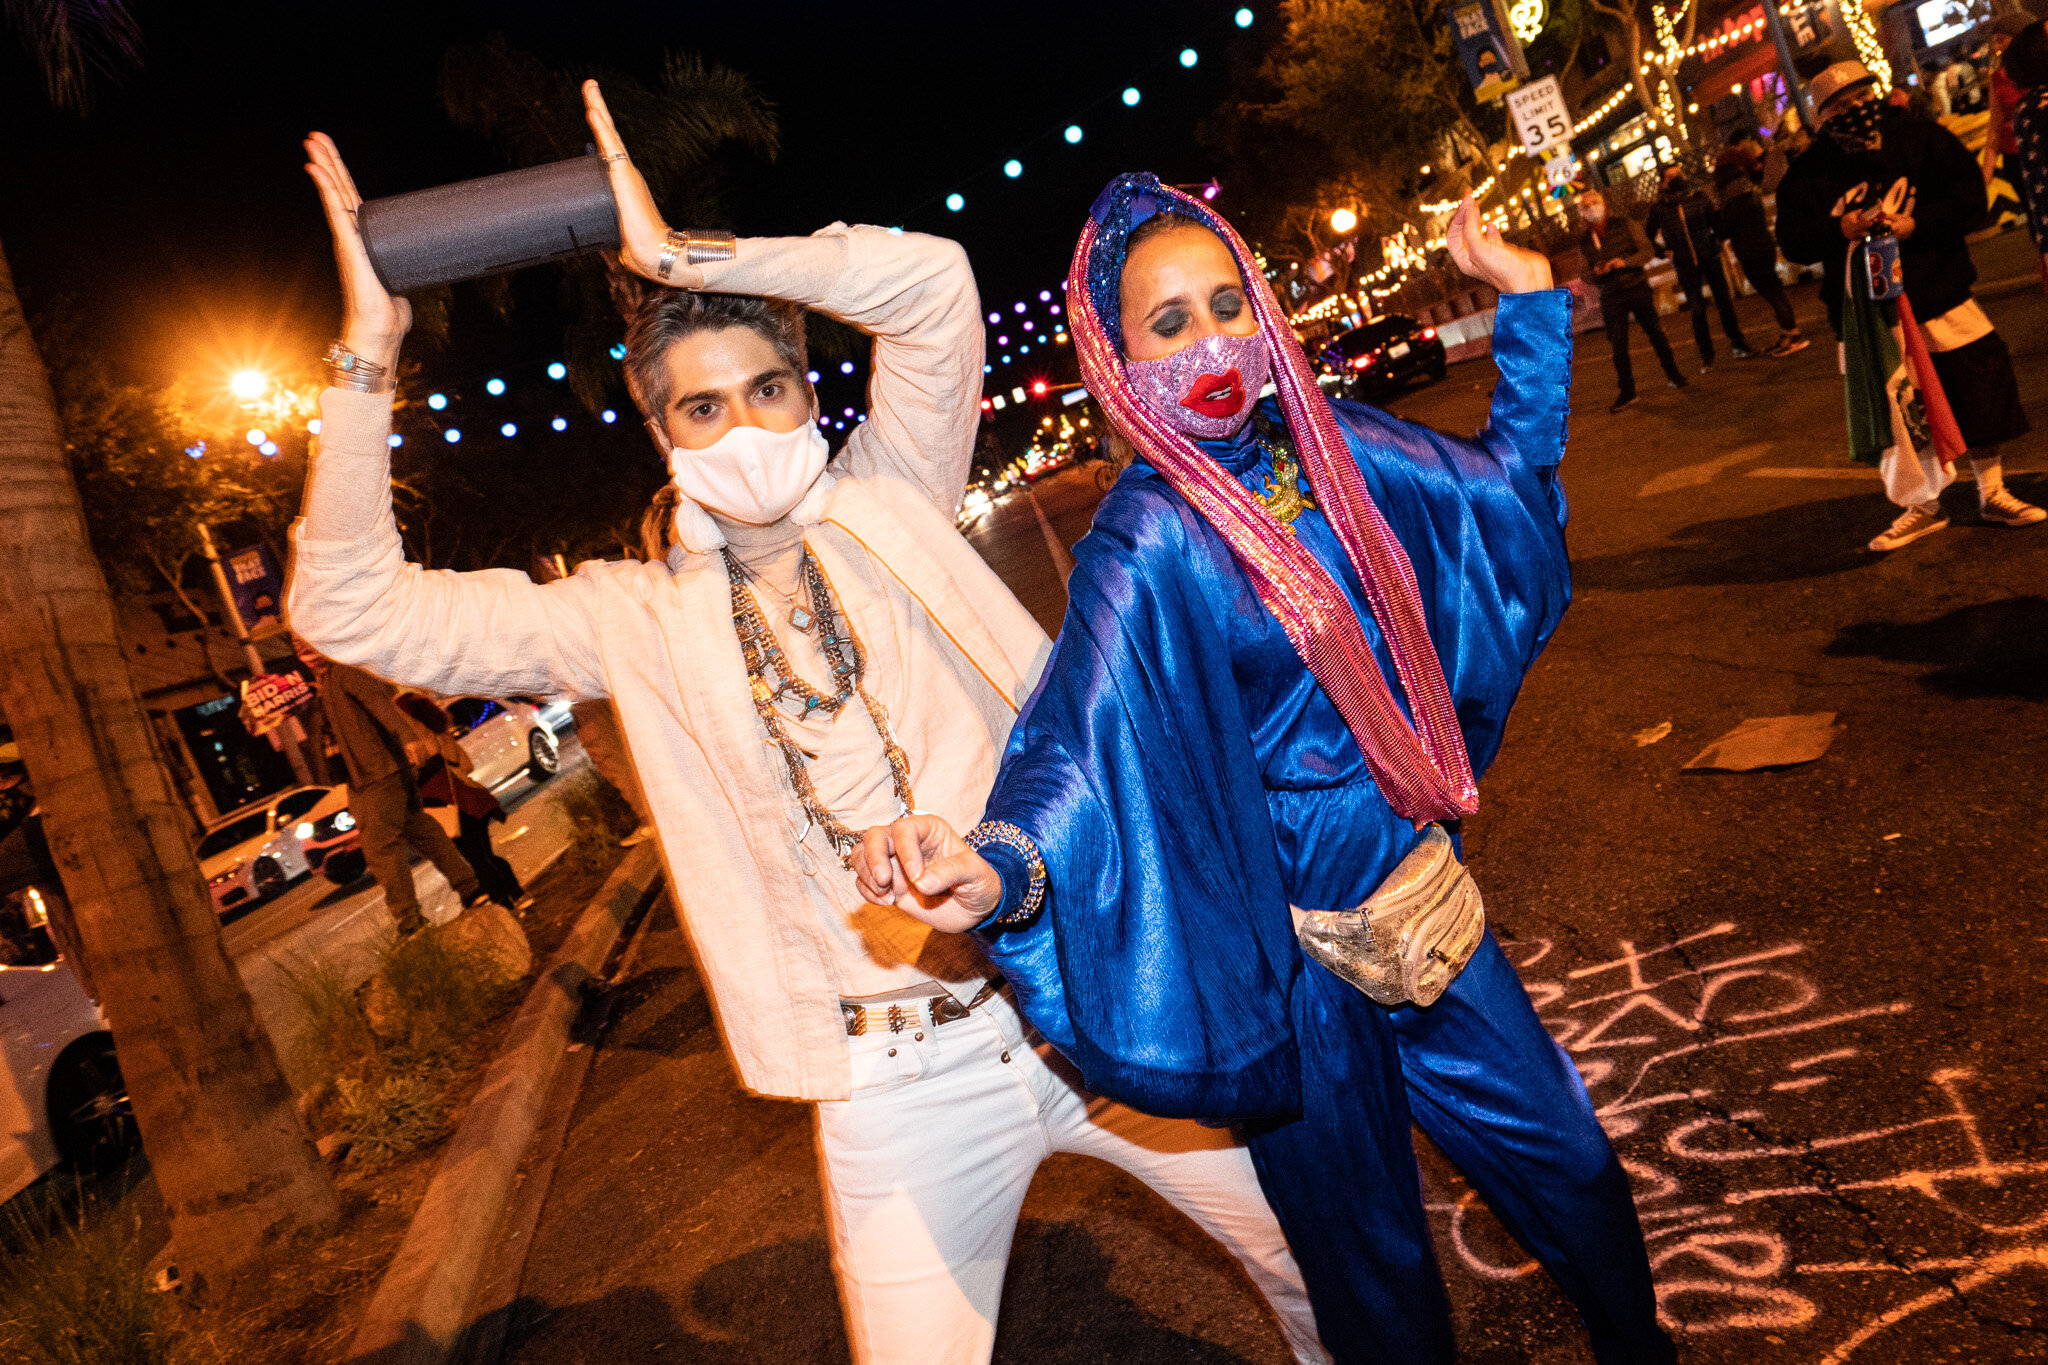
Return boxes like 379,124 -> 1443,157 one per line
393,692 -> 530,912
1577,188 -> 1686,413
1776,60 -> 2046,551
1999,17 -> 2048,277
1648,164 -> 1753,367
294,637 -> 483,935
1714,140 -> 1811,355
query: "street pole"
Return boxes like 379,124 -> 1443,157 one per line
1765,0 -> 1816,130
197,522 -> 312,786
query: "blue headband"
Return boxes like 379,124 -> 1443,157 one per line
1084,172 -> 1215,349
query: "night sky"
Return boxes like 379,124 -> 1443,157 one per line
2,0 -> 1266,421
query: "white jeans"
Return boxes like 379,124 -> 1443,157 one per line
814,987 -> 1328,1365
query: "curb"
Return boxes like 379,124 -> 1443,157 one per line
345,841 -> 666,1365
1976,272 -> 2040,301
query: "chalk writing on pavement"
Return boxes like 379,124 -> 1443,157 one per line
1426,922 -> 2048,1361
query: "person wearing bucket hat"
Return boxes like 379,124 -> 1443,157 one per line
855,174 -> 1672,1364
290,86 -> 1327,1365
1777,58 -> 2044,550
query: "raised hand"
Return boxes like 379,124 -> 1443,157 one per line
852,815 -> 1004,934
1447,194 -> 1555,295
582,79 -> 692,287
303,133 -> 410,367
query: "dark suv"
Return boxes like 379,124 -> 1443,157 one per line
1316,315 -> 1448,399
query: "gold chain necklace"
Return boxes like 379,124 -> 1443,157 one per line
721,547 -> 915,868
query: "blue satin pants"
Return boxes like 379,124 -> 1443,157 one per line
1245,933 -> 1676,1365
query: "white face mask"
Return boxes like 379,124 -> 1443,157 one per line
660,418 -> 829,527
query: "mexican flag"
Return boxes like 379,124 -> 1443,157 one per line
1840,242 -> 1965,506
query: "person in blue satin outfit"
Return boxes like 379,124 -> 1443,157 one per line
855,174 -> 1673,1365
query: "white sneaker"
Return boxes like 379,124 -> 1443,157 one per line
1867,504 -> 1950,552
1979,487 -> 2046,527
619,824 -> 654,848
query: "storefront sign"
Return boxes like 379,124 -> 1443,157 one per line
1508,0 -> 1546,43
1543,146 -> 1581,190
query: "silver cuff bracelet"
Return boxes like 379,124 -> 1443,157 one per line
657,229 -> 738,280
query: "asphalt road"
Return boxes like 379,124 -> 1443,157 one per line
503,232 -> 2048,1365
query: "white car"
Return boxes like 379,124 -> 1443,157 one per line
0,840 -> 137,1203
444,698 -> 561,792
197,785 -> 343,914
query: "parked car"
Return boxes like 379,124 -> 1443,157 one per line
0,823 -> 139,1202
197,785 -> 344,914
1315,315 -> 1447,399
515,696 -> 576,737
292,787 -> 366,887
444,698 -> 561,791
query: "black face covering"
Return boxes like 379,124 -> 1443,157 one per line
1825,96 -> 1884,153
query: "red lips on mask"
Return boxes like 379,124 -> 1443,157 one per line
1180,369 -> 1245,419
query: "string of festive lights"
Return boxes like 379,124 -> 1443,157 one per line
982,285 -> 1072,374
1574,83 -> 1635,133
918,7 -> 1258,219
1839,0 -> 1895,96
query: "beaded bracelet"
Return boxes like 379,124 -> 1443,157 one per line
965,820 -> 1047,928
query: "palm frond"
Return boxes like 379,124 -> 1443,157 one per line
4,0 -> 143,113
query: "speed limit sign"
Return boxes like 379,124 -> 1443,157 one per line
1507,76 -> 1571,153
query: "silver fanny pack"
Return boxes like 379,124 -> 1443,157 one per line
1291,824 -> 1485,1008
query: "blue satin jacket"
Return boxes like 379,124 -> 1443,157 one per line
975,289 -> 1575,1120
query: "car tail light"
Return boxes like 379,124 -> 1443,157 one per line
1353,355 -> 1372,369
1422,327 -> 1437,340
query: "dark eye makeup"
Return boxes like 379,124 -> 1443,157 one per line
1150,307 -> 1190,338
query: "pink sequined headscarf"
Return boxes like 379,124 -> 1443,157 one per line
1071,174 -> 1477,823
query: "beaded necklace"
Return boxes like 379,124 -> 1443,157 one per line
721,546 -> 915,868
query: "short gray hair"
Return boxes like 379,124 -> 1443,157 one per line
622,289 -> 808,421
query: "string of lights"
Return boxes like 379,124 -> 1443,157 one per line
1839,0 -> 1895,96
914,7 -> 1258,220
1574,83 -> 1635,134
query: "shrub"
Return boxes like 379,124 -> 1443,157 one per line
286,921 -> 522,1166
552,766 -> 639,875
331,1066 -> 449,1167
374,925 -> 518,1054
0,1191 -> 210,1365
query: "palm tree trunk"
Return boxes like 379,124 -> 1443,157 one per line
0,238 -> 337,1272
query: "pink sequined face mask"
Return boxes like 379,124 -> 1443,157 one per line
1125,330 -> 1272,442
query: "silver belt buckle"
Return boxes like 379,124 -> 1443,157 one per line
1291,825 -> 1486,1008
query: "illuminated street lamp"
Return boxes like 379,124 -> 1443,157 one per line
229,369 -> 268,400
1329,207 -> 1358,234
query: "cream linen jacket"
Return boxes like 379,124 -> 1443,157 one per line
287,226 -> 1052,1100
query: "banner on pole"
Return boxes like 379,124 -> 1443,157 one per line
1449,0 -> 1528,102
226,543 -> 286,638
